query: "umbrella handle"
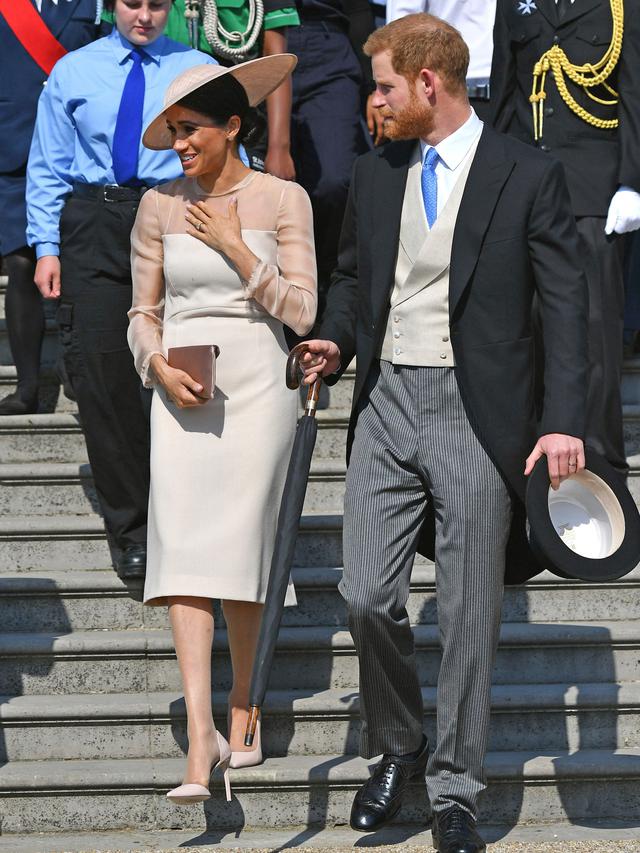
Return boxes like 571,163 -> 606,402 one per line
244,704 -> 260,747
286,343 -> 322,418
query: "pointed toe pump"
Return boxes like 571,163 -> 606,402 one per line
229,715 -> 263,770
166,730 -> 232,804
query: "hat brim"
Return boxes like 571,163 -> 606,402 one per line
526,447 -> 640,581
143,53 -> 297,150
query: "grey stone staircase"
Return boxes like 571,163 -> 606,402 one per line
0,271 -> 639,839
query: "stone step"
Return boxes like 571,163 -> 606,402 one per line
1,749 -> 639,833
4,824 -> 640,853
0,513 -> 344,572
4,453 -> 640,518
0,413 -> 85,463
0,409 -> 350,465
0,620 -> 637,696
1,565 -> 639,633
4,405 -> 640,466
1,682 -> 639,764
0,460 -> 346,516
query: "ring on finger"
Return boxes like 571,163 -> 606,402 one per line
196,221 -> 203,232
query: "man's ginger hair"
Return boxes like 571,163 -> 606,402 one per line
364,13 -> 469,97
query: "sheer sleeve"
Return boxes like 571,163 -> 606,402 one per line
245,180 -> 317,335
128,188 -> 166,387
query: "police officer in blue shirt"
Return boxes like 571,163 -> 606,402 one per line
26,0 -> 215,579
0,0 -> 101,417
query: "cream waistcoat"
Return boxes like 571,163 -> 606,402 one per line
380,138 -> 479,366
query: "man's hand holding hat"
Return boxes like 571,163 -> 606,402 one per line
525,433 -> 586,491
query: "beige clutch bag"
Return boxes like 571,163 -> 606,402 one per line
167,345 -> 220,399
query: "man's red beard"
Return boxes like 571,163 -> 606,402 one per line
381,92 -> 434,140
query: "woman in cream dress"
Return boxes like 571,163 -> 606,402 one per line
128,57 -> 316,803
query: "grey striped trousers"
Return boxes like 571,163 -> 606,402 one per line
340,361 -> 512,816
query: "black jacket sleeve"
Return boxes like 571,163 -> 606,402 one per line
318,159 -> 361,380
489,0 -> 517,132
528,159 -> 589,438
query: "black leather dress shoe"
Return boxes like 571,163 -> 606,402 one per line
0,392 -> 38,416
432,807 -> 486,852
350,736 -> 429,832
117,544 -> 147,579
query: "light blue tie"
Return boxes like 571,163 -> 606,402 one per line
421,147 -> 439,228
112,49 -> 146,186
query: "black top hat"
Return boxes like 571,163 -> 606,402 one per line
526,447 -> 640,582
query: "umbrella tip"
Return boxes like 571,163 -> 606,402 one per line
244,705 -> 260,747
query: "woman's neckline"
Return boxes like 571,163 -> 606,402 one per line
193,171 -> 258,197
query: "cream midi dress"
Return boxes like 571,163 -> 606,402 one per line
128,171 -> 317,606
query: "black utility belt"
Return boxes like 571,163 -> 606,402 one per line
72,183 -> 149,203
467,79 -> 491,101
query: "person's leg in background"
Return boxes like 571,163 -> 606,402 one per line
58,192 -> 150,578
0,171 -> 45,415
576,217 -> 627,477
289,22 -> 368,322
623,232 -> 640,358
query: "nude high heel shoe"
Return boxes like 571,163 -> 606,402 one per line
166,730 -> 232,804
228,712 -> 263,769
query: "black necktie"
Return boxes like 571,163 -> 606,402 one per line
557,0 -> 570,20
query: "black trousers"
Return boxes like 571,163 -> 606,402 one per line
288,22 -> 368,316
578,217 -> 627,475
58,194 -> 150,551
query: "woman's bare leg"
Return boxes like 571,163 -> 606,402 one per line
168,596 -> 219,785
222,600 -> 263,752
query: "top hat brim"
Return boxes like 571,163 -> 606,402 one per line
143,54 -> 297,150
526,447 -> 640,582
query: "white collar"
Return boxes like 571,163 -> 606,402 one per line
420,108 -> 483,171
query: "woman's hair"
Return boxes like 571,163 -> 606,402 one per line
176,74 -> 265,147
364,13 -> 469,97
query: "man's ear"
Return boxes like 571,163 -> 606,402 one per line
417,68 -> 437,99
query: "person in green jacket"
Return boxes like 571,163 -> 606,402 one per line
165,0 -> 300,178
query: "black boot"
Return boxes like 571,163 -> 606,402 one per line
432,806 -> 486,853
350,735 -> 429,832
0,390 -> 38,415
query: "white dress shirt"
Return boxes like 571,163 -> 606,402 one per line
385,1 -> 496,79
420,108 -> 483,220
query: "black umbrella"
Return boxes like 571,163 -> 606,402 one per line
244,343 -> 322,746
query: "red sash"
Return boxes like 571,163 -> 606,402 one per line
0,0 -> 68,75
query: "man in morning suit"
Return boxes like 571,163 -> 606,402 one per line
490,0 -> 640,476
301,13 -> 588,852
0,0 -> 100,415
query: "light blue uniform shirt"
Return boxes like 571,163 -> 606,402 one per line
27,28 -> 216,258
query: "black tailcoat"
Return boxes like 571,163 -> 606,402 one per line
319,126 -> 589,584
490,0 -> 640,216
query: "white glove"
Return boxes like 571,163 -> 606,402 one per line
605,186 -> 640,235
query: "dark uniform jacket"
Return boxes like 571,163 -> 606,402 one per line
490,0 -> 640,216
320,126 -> 589,583
0,0 -> 99,175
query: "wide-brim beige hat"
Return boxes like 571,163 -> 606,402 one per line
143,53 -> 297,150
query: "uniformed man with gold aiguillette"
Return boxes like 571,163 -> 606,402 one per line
490,0 -> 640,476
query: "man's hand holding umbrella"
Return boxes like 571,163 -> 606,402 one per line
300,340 -> 342,384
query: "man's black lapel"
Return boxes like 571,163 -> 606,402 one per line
558,0 -> 602,28
370,140 -> 413,325
49,0 -> 83,39
450,127 -> 515,318
532,0 -> 559,29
